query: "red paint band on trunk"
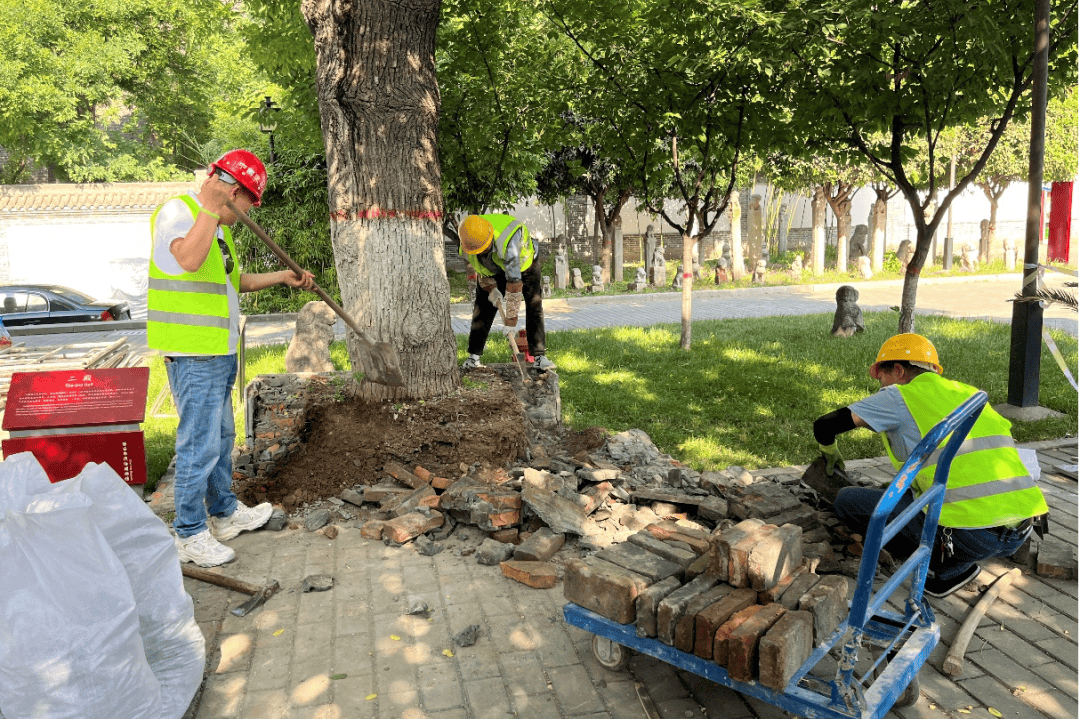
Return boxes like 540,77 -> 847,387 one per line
329,209 -> 443,221
683,273 -> 692,278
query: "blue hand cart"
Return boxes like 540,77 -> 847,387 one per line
564,391 -> 989,719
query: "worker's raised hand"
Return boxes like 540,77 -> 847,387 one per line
818,443 -> 846,477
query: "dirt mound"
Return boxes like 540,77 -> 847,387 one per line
235,370 -> 531,512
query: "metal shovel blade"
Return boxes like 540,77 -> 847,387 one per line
231,579 -> 280,617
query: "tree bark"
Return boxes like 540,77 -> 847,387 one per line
870,197 -> 887,273
729,193 -> 745,280
811,186 -> 826,275
680,231 -> 694,350
303,0 -> 458,400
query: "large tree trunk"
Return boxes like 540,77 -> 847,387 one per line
303,0 -> 458,401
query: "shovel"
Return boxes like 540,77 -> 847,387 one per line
225,200 -> 405,388
181,564 -> 280,617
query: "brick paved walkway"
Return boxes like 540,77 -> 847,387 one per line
184,438 -> 1077,719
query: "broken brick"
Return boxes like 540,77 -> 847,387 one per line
501,560 -> 557,589
383,511 -> 444,544
644,522 -> 710,555
513,527 -> 565,562
626,531 -> 697,568
412,465 -> 433,483
430,476 -> 455,490
384,460 -> 429,489
389,485 -> 437,517
490,528 -> 519,544
777,571 -> 822,611
360,519 -> 387,540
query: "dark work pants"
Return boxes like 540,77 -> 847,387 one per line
468,260 -> 546,357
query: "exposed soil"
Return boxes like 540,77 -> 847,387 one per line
235,367 -> 603,512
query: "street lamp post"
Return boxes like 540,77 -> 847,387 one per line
258,96 -> 281,164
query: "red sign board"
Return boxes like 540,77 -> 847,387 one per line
2,367 -> 150,485
2,432 -> 147,486
3,367 -> 148,430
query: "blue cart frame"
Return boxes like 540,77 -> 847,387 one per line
564,391 -> 989,719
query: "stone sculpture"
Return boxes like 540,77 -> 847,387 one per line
830,285 -> 865,338
541,276 -> 552,299
752,259 -> 767,283
856,255 -> 872,280
650,244 -> 667,286
961,244 -> 979,271
896,240 -> 914,272
571,268 -> 585,290
286,301 -> 337,373
590,265 -> 604,293
554,243 -> 569,290
714,257 -> 730,284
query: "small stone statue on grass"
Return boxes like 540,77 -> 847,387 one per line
714,257 -> 730,284
650,244 -> 666,286
961,244 -> 979,272
630,266 -> 648,291
896,240 -> 914,272
752,259 -> 767,283
830,285 -> 865,338
571,268 -> 585,290
856,255 -> 872,279
790,253 -> 804,278
541,276 -> 552,298
671,262 -> 683,290
589,265 -> 604,293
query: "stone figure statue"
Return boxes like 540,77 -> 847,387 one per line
571,267 -> 585,290
752,259 -> 767,283
714,257 -> 730,284
671,263 -> 683,290
554,243 -> 569,290
830,285 -> 865,338
856,255 -> 872,280
961,244 -> 979,271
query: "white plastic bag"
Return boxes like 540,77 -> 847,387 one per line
0,454 -> 205,719
51,462 -> 205,719
0,485 -> 161,718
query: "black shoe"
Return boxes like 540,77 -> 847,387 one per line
924,564 -> 980,598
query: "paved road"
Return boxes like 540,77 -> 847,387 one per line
8,273 -> 1077,354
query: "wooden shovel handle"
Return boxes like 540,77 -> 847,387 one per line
942,568 -> 1020,676
181,564 -> 261,596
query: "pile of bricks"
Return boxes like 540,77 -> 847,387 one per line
563,518 -> 850,690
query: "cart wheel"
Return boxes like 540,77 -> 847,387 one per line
591,635 -> 630,672
895,676 -> 920,708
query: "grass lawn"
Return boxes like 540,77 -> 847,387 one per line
142,312 -> 1077,487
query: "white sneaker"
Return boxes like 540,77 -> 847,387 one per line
175,529 -> 236,567
533,355 -> 556,370
209,501 -> 274,541
462,354 -> 483,370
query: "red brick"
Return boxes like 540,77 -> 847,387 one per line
713,605 -> 763,668
361,520 -> 387,540
777,571 -> 821,610
564,558 -> 650,624
725,602 -> 787,683
747,524 -> 803,591
798,575 -> 850,643
383,511 -> 444,543
491,528 -> 519,544
413,466 -> 433,483
759,610 -> 814,690
500,560 -> 557,588
430,476 -> 455,490
644,522 -> 710,555
384,460 -> 428,489
675,585 -> 732,652
419,494 -> 442,509
475,492 -> 523,510
514,527 -> 565,562
635,576 -> 682,638
694,588 -> 757,660
657,575 -> 719,645
709,518 -> 768,585
487,510 -> 521,528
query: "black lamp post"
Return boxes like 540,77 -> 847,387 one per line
258,96 -> 281,164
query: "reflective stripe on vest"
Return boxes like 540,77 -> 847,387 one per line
881,373 -> 1048,529
462,214 -> 534,277
147,195 -> 239,355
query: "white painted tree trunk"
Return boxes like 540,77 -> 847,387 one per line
811,187 -> 826,275
870,198 -> 887,273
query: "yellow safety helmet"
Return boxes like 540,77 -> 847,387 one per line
869,333 -> 943,379
459,215 -> 494,254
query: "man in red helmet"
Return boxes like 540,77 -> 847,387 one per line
148,149 -> 316,567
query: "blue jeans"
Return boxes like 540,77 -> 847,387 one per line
833,486 -> 1031,581
165,354 -> 239,538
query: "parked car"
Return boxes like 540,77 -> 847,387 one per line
0,285 -> 132,326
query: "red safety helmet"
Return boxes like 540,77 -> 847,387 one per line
209,149 -> 267,206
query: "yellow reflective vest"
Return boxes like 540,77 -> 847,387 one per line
147,195 -> 240,355
882,373 -> 1048,529
461,214 -> 535,277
